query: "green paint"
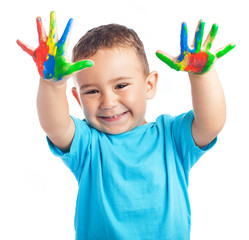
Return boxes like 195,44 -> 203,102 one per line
201,52 -> 216,74
67,61 -> 94,75
156,52 -> 179,71
216,44 -> 236,58
17,11 -> 94,81
194,20 -> 205,53
156,20 -> 235,75
48,13 -> 94,81
205,24 -> 218,52
53,54 -> 93,81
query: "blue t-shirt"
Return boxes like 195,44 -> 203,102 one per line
47,110 -> 217,240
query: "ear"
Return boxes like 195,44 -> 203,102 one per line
72,87 -> 82,107
145,71 -> 158,99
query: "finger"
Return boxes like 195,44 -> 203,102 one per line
179,22 -> 188,60
203,23 -> 218,52
48,11 -> 57,43
36,17 -> 47,44
215,43 -> 236,58
47,11 -> 57,57
193,20 -> 205,53
156,51 -> 179,71
66,60 -> 94,76
16,39 -> 34,56
57,18 -> 73,49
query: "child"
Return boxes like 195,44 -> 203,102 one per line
17,11 -> 235,240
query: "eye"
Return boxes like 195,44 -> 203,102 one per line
85,89 -> 99,94
115,84 -> 128,89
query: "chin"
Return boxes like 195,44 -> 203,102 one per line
101,127 -> 129,135
87,116 -> 144,135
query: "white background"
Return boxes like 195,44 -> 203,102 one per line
1,0 -> 248,239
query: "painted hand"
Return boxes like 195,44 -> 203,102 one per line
156,20 -> 235,74
17,11 -> 93,81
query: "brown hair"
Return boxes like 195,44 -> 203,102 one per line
72,24 -> 150,77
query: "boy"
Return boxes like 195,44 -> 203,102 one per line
17,11 -> 234,240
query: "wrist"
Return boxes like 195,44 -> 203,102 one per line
188,66 -> 216,82
39,77 -> 67,89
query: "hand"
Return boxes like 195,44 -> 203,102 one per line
17,11 -> 93,81
156,20 -> 235,74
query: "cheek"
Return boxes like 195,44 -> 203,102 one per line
123,86 -> 147,109
81,97 -> 97,117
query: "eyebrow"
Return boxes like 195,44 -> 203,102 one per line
80,83 -> 95,90
79,76 -> 133,90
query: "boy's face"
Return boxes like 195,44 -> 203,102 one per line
73,47 -> 158,135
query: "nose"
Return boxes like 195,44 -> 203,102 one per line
100,91 -> 118,110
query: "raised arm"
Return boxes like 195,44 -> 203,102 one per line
156,20 -> 235,147
189,66 -> 225,148
17,11 -> 93,151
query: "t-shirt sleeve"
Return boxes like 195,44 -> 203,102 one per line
171,110 -> 217,173
46,116 -> 91,181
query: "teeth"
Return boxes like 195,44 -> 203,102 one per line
108,113 -> 123,118
99,111 -> 128,119
101,112 -> 126,118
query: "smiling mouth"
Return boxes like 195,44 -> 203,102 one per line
98,111 -> 129,122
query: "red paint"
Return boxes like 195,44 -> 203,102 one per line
185,51 -> 209,73
16,40 -> 34,56
36,17 -> 47,43
17,17 -> 49,78
32,42 -> 49,77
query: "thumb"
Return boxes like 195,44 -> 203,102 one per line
66,60 -> 94,76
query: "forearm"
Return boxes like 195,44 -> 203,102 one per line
189,67 -> 226,147
37,78 -> 75,150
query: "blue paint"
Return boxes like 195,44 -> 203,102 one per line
57,18 -> 73,49
43,54 -> 55,79
178,22 -> 188,62
193,21 -> 205,53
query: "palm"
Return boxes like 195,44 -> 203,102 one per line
17,11 -> 93,81
156,20 -> 235,74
